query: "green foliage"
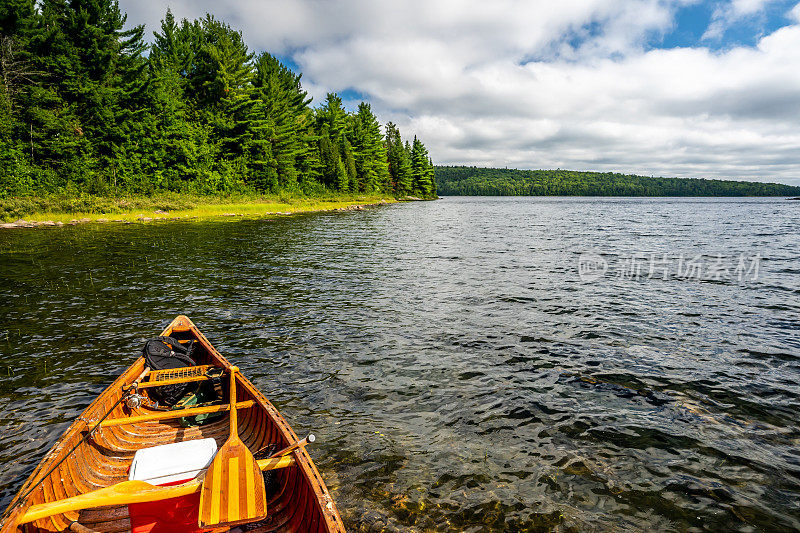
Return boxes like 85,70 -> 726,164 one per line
385,122 -> 412,195
252,52 -> 313,191
315,93 -> 350,190
0,4 -> 436,200
411,137 -> 436,197
435,166 -> 800,197
348,102 -> 389,192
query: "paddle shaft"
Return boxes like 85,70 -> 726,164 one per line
229,366 -> 238,440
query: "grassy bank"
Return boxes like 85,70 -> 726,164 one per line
0,192 -> 398,224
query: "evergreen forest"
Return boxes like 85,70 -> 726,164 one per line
0,1 -> 437,199
435,166 -> 800,197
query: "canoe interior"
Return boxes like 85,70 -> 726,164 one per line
1,316 -> 344,533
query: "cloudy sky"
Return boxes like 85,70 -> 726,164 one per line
119,0 -> 800,185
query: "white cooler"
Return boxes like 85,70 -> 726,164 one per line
127,438 -> 219,533
129,438 -> 218,484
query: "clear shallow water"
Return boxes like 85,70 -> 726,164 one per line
1,196 -> 799,532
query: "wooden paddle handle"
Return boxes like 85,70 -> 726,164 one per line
229,366 -> 238,440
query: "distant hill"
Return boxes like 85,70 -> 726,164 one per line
435,166 -> 800,197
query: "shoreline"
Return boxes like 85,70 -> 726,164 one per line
0,196 -> 403,229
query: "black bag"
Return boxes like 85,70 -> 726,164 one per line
141,336 -> 197,406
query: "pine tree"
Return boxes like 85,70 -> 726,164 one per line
50,0 -> 146,160
315,93 -> 350,190
191,16 -> 256,158
317,124 -> 338,189
252,52 -> 314,190
347,102 -> 389,192
385,122 -> 412,195
316,93 -> 347,138
0,0 -> 38,194
411,136 -> 435,198
0,0 -> 38,111
148,11 -> 192,188
427,156 -> 437,197
149,10 -> 198,79
340,137 -> 356,192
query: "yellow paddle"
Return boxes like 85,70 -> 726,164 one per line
198,366 -> 266,528
16,457 -> 295,525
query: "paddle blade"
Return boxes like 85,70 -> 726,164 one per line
198,440 -> 266,528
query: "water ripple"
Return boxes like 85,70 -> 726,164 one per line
1,197 -> 799,531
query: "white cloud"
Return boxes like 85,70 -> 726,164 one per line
731,0 -> 774,16
119,0 -> 800,183
702,0 -> 777,40
790,2 -> 800,21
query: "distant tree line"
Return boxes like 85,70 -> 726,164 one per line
435,166 -> 800,197
0,0 -> 436,198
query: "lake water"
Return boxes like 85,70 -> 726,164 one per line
1,196 -> 799,531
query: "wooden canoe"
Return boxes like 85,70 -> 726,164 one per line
0,316 -> 345,533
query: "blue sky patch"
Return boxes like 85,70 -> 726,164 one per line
657,0 -> 798,50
